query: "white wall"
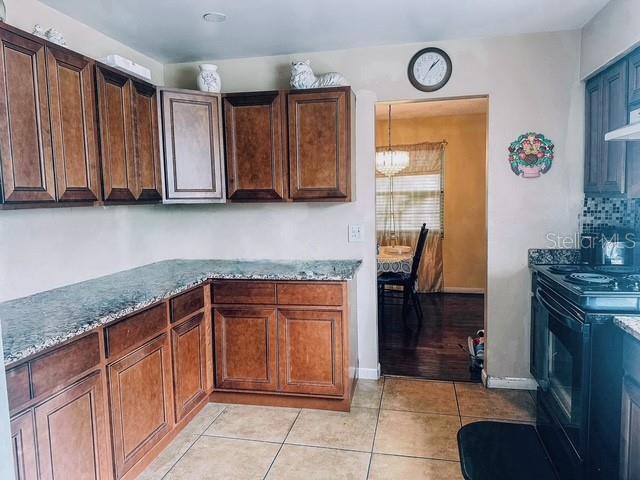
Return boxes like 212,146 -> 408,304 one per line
164,31 -> 585,381
4,0 -> 164,83
581,0 -> 640,79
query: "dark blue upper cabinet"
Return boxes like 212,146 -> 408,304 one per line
628,48 -> 640,108
584,59 -> 628,195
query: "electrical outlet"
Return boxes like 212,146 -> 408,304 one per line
349,224 -> 363,242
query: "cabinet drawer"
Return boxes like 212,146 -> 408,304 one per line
6,364 -> 30,411
623,335 -> 640,379
171,287 -> 204,322
105,304 -> 167,358
277,283 -> 343,306
213,281 -> 276,305
30,333 -> 100,399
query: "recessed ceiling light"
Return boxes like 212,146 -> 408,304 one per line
203,12 -> 227,23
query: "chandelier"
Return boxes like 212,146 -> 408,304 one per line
376,105 -> 409,247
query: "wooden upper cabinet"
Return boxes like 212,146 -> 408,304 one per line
97,64 -> 162,203
0,26 -> 55,203
287,87 -> 352,201
600,60 -> 627,195
584,75 -> 603,194
107,334 -> 172,479
46,46 -> 100,202
132,81 -> 162,201
224,92 -> 286,201
159,88 -> 225,202
96,64 -> 135,202
34,372 -> 110,480
214,307 -> 278,392
628,48 -> 640,108
277,308 -> 344,396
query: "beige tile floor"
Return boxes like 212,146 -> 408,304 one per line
141,377 -> 536,479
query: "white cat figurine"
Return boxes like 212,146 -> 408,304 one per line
290,60 -> 349,89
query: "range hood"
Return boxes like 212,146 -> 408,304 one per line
606,108 -> 640,141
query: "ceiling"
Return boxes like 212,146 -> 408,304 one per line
376,98 -> 488,120
40,0 -> 609,63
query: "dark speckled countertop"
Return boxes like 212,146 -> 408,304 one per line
0,259 -> 362,366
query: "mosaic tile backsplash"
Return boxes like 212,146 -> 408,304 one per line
581,197 -> 638,233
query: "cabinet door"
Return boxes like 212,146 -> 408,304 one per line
224,92 -> 286,200
132,81 -> 162,201
46,46 -> 100,202
600,61 -> 627,194
277,309 -> 344,396
620,375 -> 640,480
96,65 -> 136,202
172,313 -> 207,422
0,27 -> 55,203
288,89 -> 351,201
34,372 -> 110,480
108,334 -> 172,479
160,89 -> 225,202
10,411 -> 38,480
213,307 -> 277,391
584,75 -> 603,194
628,48 -> 640,108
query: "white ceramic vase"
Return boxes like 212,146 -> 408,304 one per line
197,64 -> 221,93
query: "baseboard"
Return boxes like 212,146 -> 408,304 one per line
442,287 -> 485,294
481,368 -> 489,387
358,365 -> 381,380
486,375 -> 538,390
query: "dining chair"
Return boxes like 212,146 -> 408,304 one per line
378,223 -> 428,328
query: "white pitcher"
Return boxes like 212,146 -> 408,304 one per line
197,64 -> 221,93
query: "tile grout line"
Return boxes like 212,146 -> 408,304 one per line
261,408 -> 302,480
366,376 -> 386,479
159,404 -> 228,480
453,382 -> 463,425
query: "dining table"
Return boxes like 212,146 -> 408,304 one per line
377,245 -> 413,275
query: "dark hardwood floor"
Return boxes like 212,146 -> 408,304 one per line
379,292 -> 484,382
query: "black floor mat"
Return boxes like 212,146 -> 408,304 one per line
458,421 -> 558,480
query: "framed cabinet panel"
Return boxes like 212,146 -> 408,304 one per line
223,91 -> 286,201
171,313 -> 207,422
0,26 -> 55,203
620,374 -> 640,480
584,75 -> 603,194
287,88 -> 351,201
108,334 -> 172,479
213,307 -> 277,391
159,88 -> 225,202
600,60 -> 627,194
46,46 -> 100,202
96,64 -> 136,202
132,81 -> 162,201
277,309 -> 344,396
34,372 -> 110,480
628,48 -> 640,108
10,411 -> 38,480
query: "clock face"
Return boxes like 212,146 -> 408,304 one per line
408,48 -> 452,92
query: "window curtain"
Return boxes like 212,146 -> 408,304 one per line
376,141 -> 446,293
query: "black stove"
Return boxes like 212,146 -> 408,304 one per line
532,264 -> 640,312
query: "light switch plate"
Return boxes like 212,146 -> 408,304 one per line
349,224 -> 363,242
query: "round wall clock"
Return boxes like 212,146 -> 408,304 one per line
408,47 -> 452,92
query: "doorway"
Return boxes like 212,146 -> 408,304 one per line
375,97 -> 488,382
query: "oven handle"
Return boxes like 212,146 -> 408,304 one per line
535,287 -> 584,333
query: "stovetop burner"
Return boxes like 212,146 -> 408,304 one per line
565,273 -> 615,285
593,265 -> 640,275
548,265 -> 582,274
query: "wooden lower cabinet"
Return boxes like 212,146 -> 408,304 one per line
277,309 -> 344,396
171,313 -> 207,421
34,372 -> 110,480
621,374 -> 640,479
107,334 -> 172,479
214,307 -> 278,391
10,411 -> 38,480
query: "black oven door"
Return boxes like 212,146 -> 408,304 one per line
535,286 -> 591,459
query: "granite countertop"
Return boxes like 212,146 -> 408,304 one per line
528,248 -> 581,266
614,316 -> 640,343
0,259 -> 362,366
